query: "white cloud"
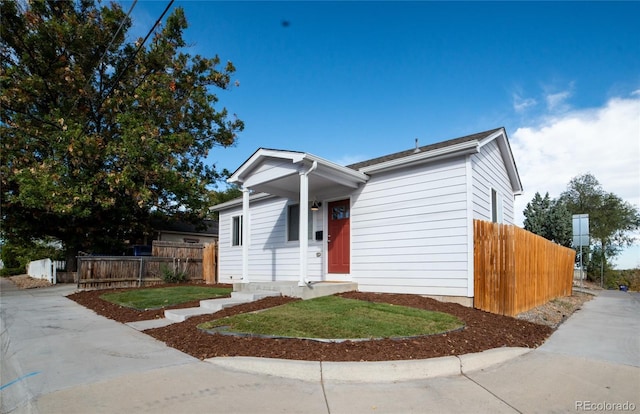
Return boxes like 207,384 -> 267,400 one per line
545,90 -> 571,112
511,93 -> 640,229
512,93 -> 537,113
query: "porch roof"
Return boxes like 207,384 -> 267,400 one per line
227,148 -> 369,201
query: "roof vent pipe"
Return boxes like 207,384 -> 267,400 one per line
414,138 -> 420,153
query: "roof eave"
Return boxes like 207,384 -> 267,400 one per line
209,192 -> 275,212
479,128 -> 523,193
227,149 -> 368,186
358,140 -> 480,174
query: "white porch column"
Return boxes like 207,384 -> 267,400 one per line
241,186 -> 250,283
298,171 -> 309,286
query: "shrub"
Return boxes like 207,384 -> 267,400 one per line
617,268 -> 640,291
0,239 -> 63,271
160,263 -> 188,284
0,267 -> 26,277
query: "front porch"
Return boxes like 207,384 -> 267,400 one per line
226,149 -> 369,286
233,281 -> 358,300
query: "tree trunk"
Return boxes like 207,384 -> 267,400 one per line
65,248 -> 78,273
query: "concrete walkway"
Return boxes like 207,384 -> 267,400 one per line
1,279 -> 638,414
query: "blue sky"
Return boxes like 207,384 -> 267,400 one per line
120,1 -> 640,268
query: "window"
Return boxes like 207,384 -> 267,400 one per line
232,215 -> 242,246
331,205 -> 349,220
491,188 -> 504,223
287,204 -> 313,241
491,189 -> 498,223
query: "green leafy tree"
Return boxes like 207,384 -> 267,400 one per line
1,1 -> 243,269
208,184 -> 242,213
558,173 -> 640,278
0,238 -> 63,275
523,191 -> 572,246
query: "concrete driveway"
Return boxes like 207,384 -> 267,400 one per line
2,279 -> 638,414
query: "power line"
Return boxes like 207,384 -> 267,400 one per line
96,0 -> 175,112
68,0 -> 138,119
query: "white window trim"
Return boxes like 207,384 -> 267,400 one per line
490,188 -> 504,224
231,215 -> 243,246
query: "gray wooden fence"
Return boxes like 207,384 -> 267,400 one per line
77,255 -> 203,289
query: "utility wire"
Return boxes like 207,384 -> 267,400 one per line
68,0 -> 139,117
96,0 -> 175,113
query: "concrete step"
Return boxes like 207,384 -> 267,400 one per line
231,290 -> 281,301
199,297 -> 247,311
126,318 -> 176,331
164,307 -> 218,323
164,291 -> 282,322
233,281 -> 358,299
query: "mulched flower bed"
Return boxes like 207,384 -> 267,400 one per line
67,287 -> 553,362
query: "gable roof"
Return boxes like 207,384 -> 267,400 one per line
346,127 -> 522,193
214,127 -> 522,212
347,127 -> 503,170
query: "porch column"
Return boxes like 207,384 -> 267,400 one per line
298,170 -> 310,286
241,186 -> 250,283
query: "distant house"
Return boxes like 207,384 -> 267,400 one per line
154,220 -> 219,245
211,127 -> 522,305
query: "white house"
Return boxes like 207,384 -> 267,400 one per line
211,127 -> 522,305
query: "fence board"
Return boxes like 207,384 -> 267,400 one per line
152,241 -> 204,259
474,220 -> 575,316
77,256 -> 203,289
203,242 -> 218,284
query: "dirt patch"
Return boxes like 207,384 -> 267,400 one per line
66,287 -> 580,362
8,274 -> 52,289
516,291 -> 593,328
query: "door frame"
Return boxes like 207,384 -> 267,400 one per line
324,197 -> 352,280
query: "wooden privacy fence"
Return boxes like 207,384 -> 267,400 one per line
76,241 -> 218,289
152,240 -> 204,259
77,256 -> 203,289
474,220 -> 576,316
203,243 -> 218,284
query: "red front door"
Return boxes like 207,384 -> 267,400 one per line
328,199 -> 350,274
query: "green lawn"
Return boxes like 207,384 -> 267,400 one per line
100,286 -> 232,310
198,295 -> 463,339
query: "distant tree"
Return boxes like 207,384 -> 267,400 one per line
523,192 -> 572,246
0,238 -> 63,275
0,1 -> 243,269
558,173 -> 640,277
210,184 -> 243,205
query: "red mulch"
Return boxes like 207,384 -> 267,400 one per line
67,285 -> 553,362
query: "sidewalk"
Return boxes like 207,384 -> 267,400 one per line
2,278 -> 638,413
539,289 -> 640,367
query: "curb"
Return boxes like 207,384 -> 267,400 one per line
205,347 -> 531,383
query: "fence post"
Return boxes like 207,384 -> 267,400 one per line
51,259 -> 57,284
138,257 -> 144,287
76,257 -> 81,289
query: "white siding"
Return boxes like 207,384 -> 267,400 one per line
350,158 -> 470,296
471,140 -> 516,224
217,135 -> 520,298
218,197 -> 324,283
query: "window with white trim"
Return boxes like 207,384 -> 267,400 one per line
232,215 -> 243,246
287,204 -> 313,241
491,188 -> 503,223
